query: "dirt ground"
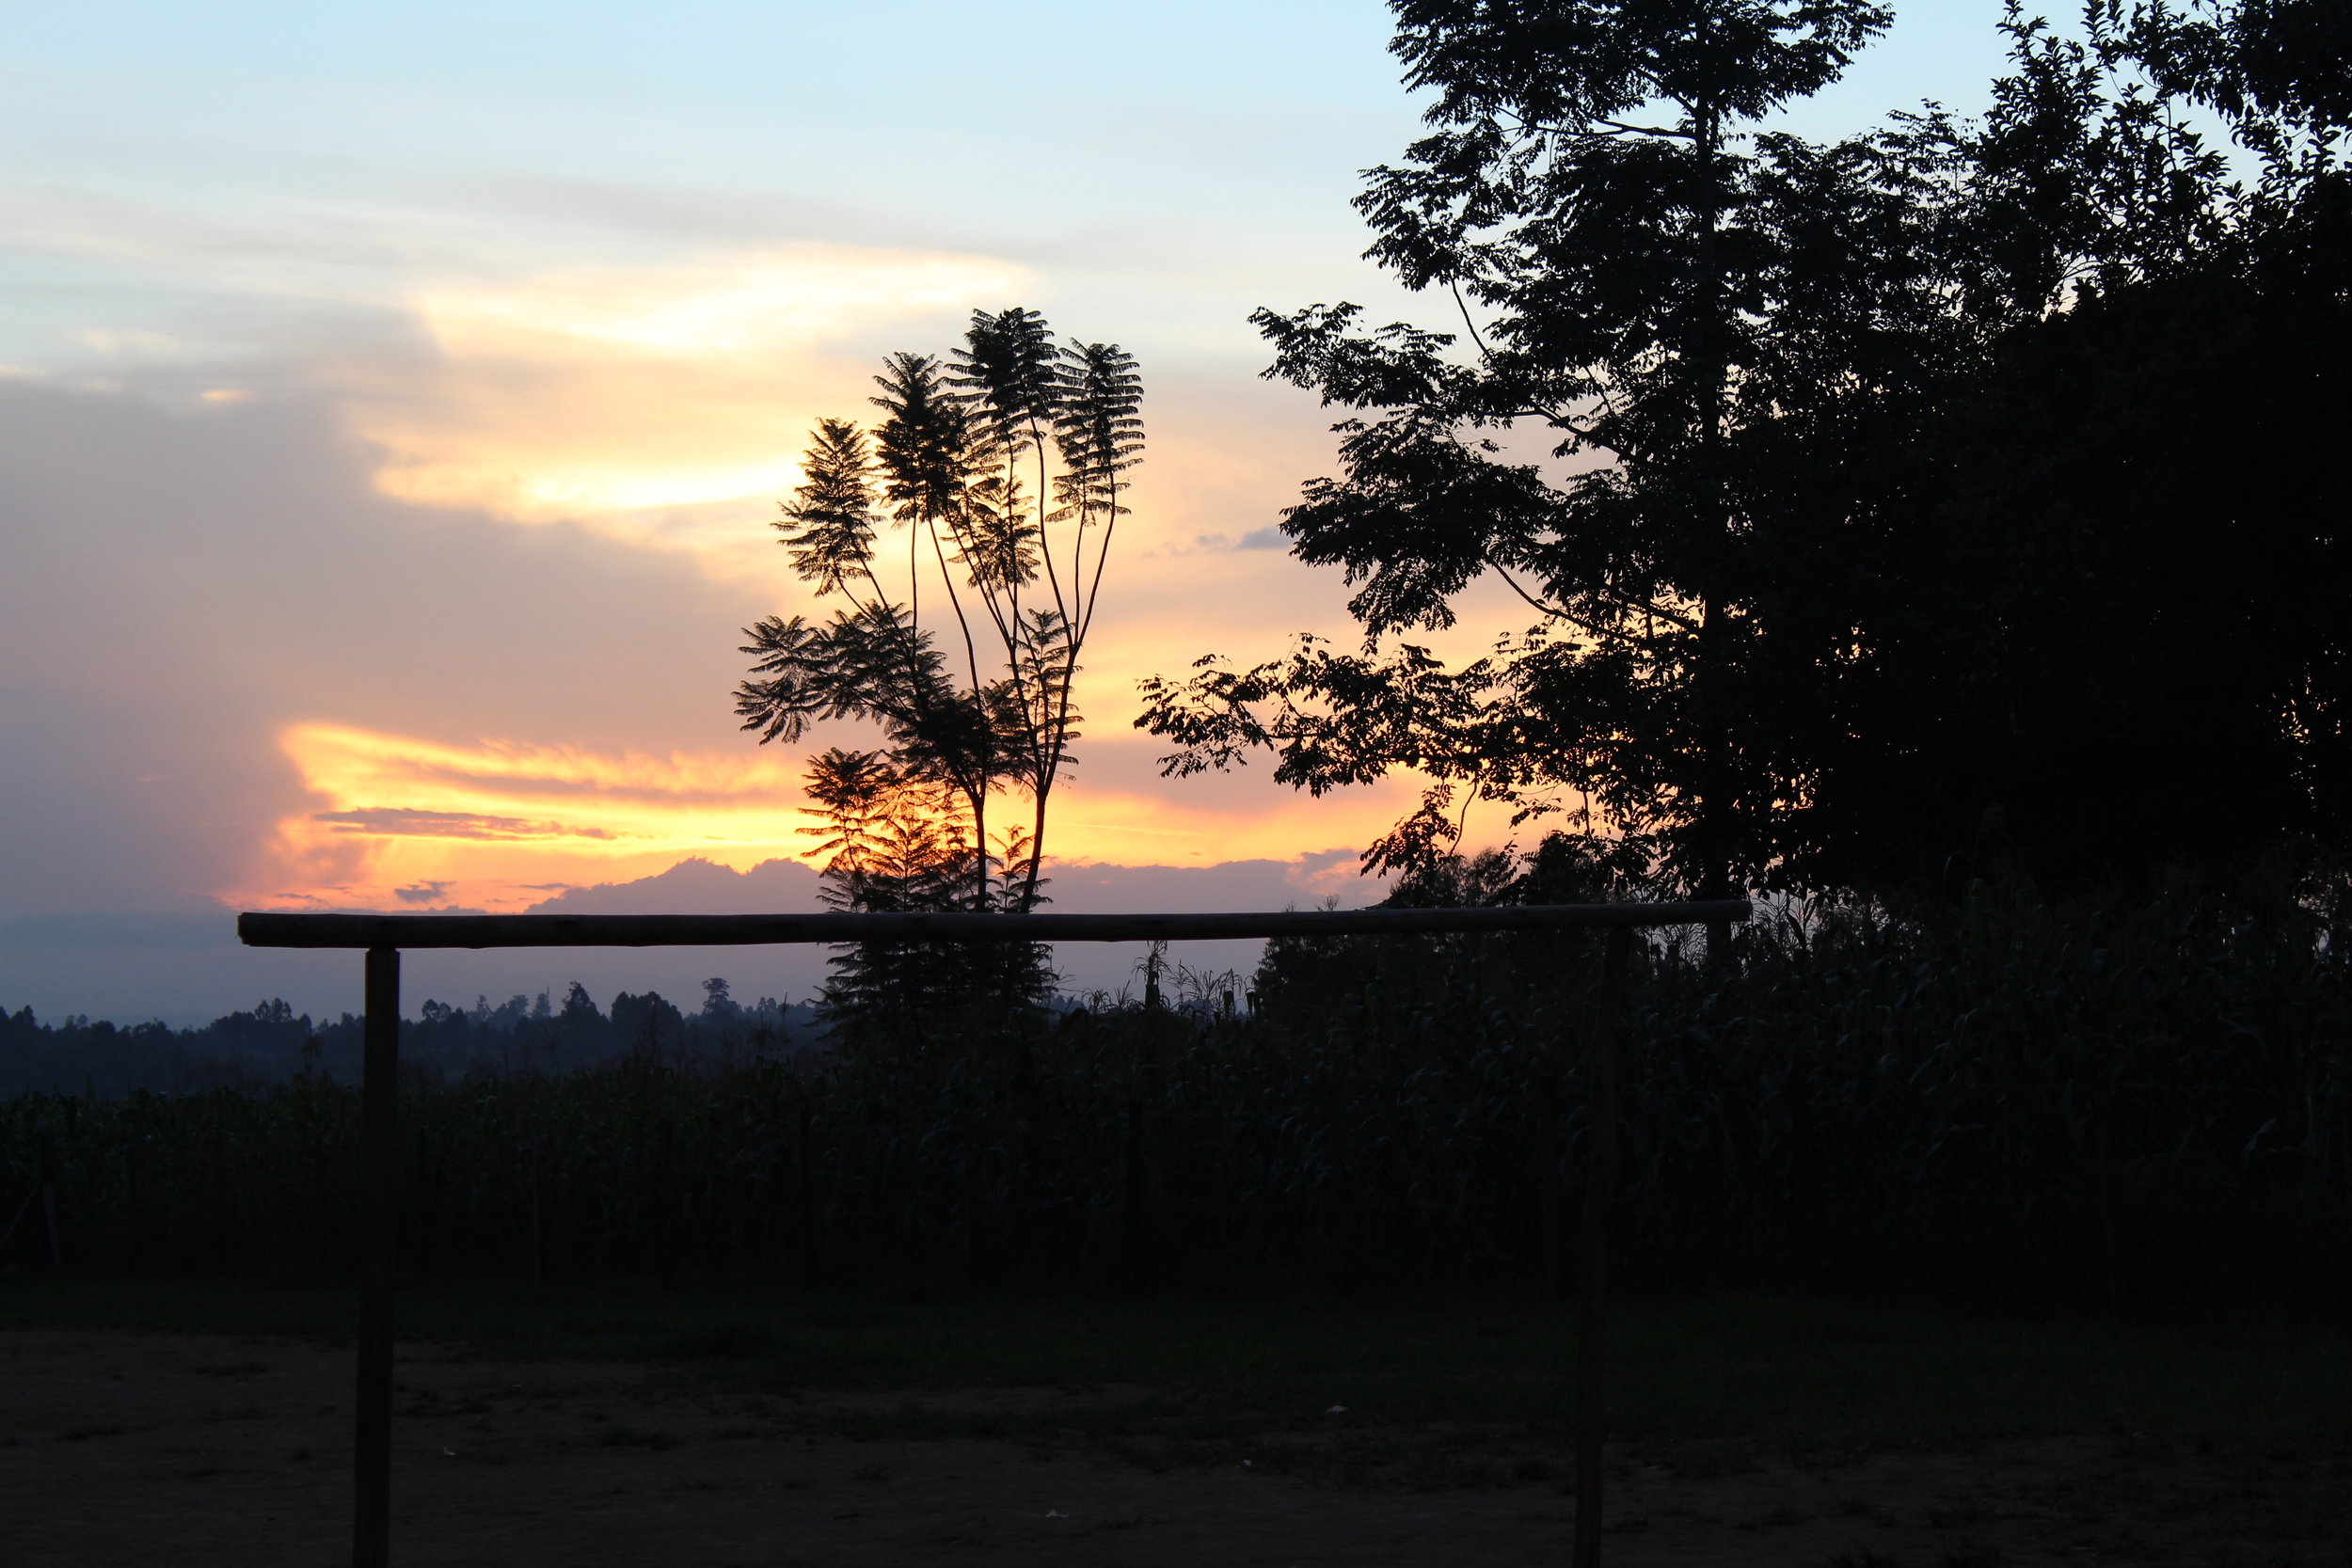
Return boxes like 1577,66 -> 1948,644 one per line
1,1330 -> 2342,1566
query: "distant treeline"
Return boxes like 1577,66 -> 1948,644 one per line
0,980 -> 817,1097
3,873 -> 2345,1310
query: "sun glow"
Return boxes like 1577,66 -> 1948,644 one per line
237,723 -> 816,911
230,722 -> 1426,912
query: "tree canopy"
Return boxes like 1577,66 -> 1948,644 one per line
736,309 -> 1143,1015
1141,0 -> 2351,898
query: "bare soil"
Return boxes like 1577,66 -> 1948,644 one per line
1,1330 -> 2342,1566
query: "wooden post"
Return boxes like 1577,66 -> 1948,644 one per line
239,900 -> 1753,952
356,946 -> 400,1568
1573,927 -> 1631,1568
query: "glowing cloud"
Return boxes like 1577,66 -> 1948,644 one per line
240,722 -> 812,911
312,808 -> 617,841
336,242 -> 1033,555
420,245 -> 1022,357
232,721 -> 1428,913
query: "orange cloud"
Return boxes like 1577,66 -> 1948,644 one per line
312,808 -> 617,842
235,722 -> 811,911
230,721 -> 1430,913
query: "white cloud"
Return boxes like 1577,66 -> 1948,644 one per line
416,243 -> 1023,359
337,243 -> 1032,530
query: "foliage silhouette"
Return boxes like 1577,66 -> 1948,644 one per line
1139,0 -> 2352,897
738,309 -> 1142,1017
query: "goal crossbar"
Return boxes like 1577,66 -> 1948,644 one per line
239,899 -> 1752,950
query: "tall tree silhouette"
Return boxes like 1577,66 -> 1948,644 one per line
737,416 -> 999,906
1143,0 -> 2352,897
1140,0 -> 1896,933
1030,339 -> 1143,906
736,309 -> 1143,981
934,311 -> 1144,911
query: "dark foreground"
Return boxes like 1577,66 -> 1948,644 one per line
3,1281 -> 2348,1566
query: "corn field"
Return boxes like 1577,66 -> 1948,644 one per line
3,891 -> 2348,1308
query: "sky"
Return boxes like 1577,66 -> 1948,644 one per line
0,0 -> 2013,1021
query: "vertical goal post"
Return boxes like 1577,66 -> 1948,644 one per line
240,898 -> 1749,1568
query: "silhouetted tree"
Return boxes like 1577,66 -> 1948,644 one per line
796,745 -> 1052,1022
739,413 -> 1000,903
1798,0 -> 2352,884
1140,0 -> 1899,933
1142,0 -> 2352,897
737,310 -> 1142,928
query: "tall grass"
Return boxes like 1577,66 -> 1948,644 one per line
3,887 -> 2345,1309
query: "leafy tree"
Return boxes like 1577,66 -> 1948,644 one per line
1796,0 -> 2352,885
940,313 -> 1144,911
1249,829 -> 1649,1018
700,977 -> 742,1022
1143,0 -> 2352,901
558,982 -> 604,1030
1139,0 -> 1901,932
796,745 -> 1051,1022
737,310 -> 1139,1011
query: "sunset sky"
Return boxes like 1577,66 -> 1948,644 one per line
1,1 -> 2007,1018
